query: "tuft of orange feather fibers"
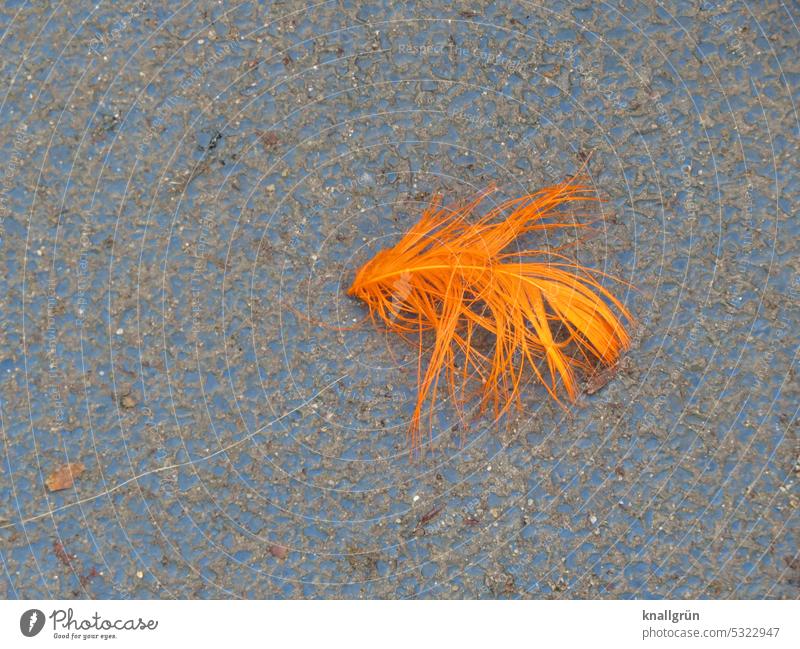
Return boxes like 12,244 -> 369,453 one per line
347,176 -> 633,449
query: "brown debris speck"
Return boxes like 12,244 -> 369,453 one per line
269,544 -> 289,560
45,463 -> 85,492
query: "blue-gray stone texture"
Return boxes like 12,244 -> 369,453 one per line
0,1 -> 797,598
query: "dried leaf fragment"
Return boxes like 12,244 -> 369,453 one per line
45,463 -> 85,491
584,363 -> 619,395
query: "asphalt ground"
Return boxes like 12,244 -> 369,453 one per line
0,0 -> 797,598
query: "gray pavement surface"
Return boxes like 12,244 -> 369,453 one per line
0,0 -> 798,598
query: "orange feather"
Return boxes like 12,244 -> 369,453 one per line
348,176 -> 633,449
